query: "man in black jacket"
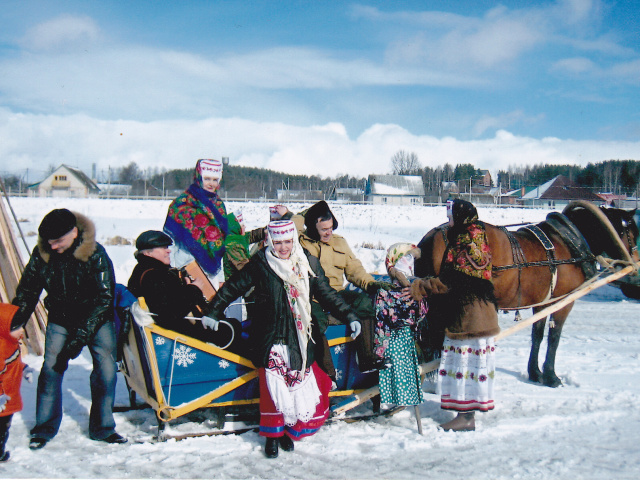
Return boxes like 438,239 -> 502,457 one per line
127,230 -> 223,340
12,209 -> 126,449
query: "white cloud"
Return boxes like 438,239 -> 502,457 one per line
1,110 -> 638,183
20,15 -> 100,52
472,111 -> 546,137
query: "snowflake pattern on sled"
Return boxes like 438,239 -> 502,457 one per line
173,345 -> 197,367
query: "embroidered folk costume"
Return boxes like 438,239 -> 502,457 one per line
437,199 -> 500,416
164,159 -> 229,281
374,243 -> 427,406
260,221 -> 331,436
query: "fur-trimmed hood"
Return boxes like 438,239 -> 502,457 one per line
37,211 -> 97,263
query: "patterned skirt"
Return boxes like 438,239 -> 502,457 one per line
437,336 -> 496,413
379,327 -> 423,406
259,345 -> 332,440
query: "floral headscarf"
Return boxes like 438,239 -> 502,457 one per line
163,159 -> 229,277
444,199 -> 492,281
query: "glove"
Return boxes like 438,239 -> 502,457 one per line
23,366 -> 35,383
201,316 -> 219,331
52,353 -> 70,374
349,320 -> 361,339
0,394 -> 10,413
367,281 -> 396,294
410,277 -> 449,301
65,340 -> 86,361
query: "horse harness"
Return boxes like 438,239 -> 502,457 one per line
437,214 -> 597,311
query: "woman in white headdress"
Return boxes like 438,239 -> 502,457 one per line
206,220 -> 362,458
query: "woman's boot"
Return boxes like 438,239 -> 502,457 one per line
279,435 -> 294,452
264,437 -> 279,458
438,412 -> 475,432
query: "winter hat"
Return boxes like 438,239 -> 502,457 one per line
197,158 -> 223,179
38,208 -> 77,241
135,230 -> 173,250
267,220 -> 296,242
303,200 -> 338,241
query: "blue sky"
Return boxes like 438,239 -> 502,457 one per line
1,0 -> 639,182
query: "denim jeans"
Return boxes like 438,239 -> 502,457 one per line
31,321 -> 118,441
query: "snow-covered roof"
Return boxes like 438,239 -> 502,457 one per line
369,175 -> 425,196
521,175 -> 602,202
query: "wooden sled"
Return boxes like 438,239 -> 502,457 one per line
120,298 -> 378,439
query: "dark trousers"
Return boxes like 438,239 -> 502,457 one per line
0,415 -> 12,456
31,322 -> 118,441
312,289 -> 378,374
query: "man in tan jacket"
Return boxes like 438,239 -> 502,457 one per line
291,201 -> 392,373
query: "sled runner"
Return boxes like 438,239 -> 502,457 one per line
120,297 -> 377,438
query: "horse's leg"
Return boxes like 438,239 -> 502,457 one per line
541,313 -> 569,388
528,316 -> 546,383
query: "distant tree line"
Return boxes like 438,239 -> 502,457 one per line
2,153 -> 638,198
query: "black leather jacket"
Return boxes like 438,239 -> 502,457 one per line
208,248 -> 360,370
12,213 -> 115,349
127,255 -> 205,330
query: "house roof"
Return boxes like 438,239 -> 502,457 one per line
521,175 -> 601,202
369,175 -> 425,196
60,165 -> 100,193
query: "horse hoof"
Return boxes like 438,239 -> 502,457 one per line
542,375 -> 562,388
528,370 -> 543,384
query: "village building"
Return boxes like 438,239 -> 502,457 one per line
366,174 -> 425,205
28,164 -> 100,198
518,175 -> 604,208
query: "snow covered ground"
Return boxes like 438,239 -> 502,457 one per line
3,197 -> 639,479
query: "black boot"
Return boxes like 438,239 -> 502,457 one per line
279,435 -> 294,452
0,415 -> 11,462
264,437 -> 279,458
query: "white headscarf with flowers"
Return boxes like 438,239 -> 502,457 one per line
265,221 -> 316,370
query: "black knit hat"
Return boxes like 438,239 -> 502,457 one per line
136,230 -> 173,250
304,201 -> 338,240
38,209 -> 77,241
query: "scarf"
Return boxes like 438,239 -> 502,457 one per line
444,199 -> 492,281
265,234 -> 315,371
223,213 -> 251,280
163,167 -> 229,277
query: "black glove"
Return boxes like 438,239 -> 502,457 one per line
366,281 -> 397,294
52,352 -> 70,374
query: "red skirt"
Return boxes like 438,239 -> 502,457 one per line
258,362 -> 332,440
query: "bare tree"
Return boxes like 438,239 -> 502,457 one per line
390,150 -> 422,175
118,162 -> 142,184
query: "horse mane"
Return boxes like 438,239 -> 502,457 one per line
563,200 -> 634,263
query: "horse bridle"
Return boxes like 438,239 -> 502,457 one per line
621,218 -> 639,263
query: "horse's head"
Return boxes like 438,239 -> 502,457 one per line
601,207 -> 639,264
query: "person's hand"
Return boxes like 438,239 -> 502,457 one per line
411,277 -> 449,301
52,353 -> 70,374
367,281 -> 396,294
275,205 -> 289,217
398,286 -> 413,300
201,316 -> 219,331
23,366 -> 35,383
0,394 -> 10,412
349,321 -> 361,339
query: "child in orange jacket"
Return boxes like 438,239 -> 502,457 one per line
0,303 -> 30,462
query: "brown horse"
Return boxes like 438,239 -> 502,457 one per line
414,201 -> 639,387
